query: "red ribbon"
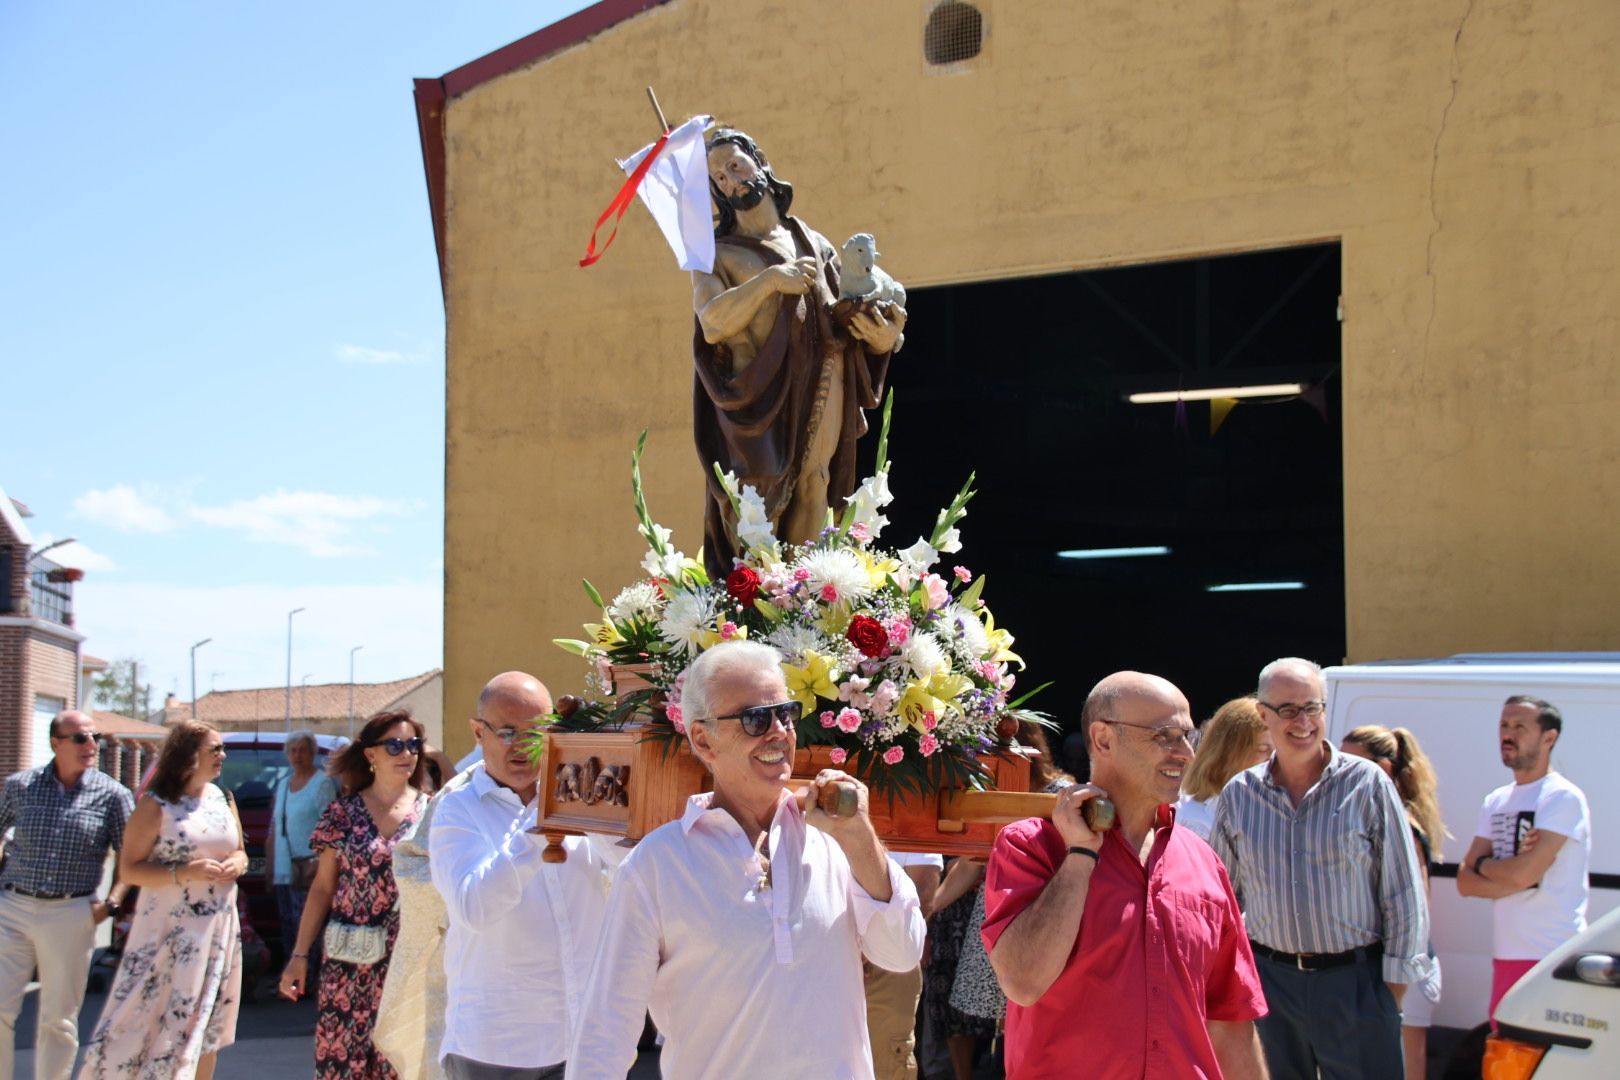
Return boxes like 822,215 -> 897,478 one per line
579,132 -> 670,268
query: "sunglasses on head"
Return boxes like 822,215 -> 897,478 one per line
371,736 -> 424,757
695,699 -> 803,737
56,731 -> 101,745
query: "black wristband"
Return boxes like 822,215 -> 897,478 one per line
1473,853 -> 1490,875
1067,846 -> 1100,862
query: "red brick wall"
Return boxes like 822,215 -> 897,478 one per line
0,624 -> 26,776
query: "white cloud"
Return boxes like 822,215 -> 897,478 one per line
76,578 -> 443,724
190,491 -> 414,558
335,344 -> 421,365
49,540 -> 118,572
72,485 -> 175,533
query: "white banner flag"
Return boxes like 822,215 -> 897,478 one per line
618,114 -> 715,273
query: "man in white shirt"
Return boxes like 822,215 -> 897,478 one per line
431,672 -> 618,1080
568,640 -> 926,1080
1458,695 -> 1591,1027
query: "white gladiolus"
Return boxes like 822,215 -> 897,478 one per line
936,526 -> 963,555
899,538 -> 940,570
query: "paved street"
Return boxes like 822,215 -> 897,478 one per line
12,961 -> 662,1078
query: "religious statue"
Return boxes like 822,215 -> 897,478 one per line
691,128 -> 907,576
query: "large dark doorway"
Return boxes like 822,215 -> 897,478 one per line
861,244 -> 1344,731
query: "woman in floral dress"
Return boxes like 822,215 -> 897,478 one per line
278,710 -> 428,1079
81,720 -> 245,1080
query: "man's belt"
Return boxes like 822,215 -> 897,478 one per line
1,883 -> 94,901
1249,940 -> 1383,972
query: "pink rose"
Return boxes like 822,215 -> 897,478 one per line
885,617 -> 912,647
836,708 -> 863,733
819,710 -> 837,728
953,565 -> 972,583
882,745 -> 905,765
820,584 -> 840,603
921,574 -> 949,611
794,567 -> 812,582
919,733 -> 939,757
828,747 -> 848,765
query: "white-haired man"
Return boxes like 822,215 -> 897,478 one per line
1211,658 -> 1428,1079
568,640 -> 925,1079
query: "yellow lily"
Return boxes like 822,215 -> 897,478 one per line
782,650 -> 839,712
899,672 -> 973,731
857,549 -> 900,590
979,609 -> 1025,670
584,620 -> 624,651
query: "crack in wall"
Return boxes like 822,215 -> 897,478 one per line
1423,0 -> 1477,371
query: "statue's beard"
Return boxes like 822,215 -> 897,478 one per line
726,177 -> 769,211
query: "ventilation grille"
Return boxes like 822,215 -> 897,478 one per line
924,1 -> 984,66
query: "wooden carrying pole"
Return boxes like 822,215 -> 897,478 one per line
646,86 -> 670,133
936,790 -> 1059,832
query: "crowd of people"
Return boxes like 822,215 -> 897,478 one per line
0,647 -> 1593,1079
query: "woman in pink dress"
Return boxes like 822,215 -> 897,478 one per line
81,719 -> 245,1080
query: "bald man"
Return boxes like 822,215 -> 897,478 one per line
429,673 -> 619,1080
984,673 -> 1268,1080
0,710 -> 134,1080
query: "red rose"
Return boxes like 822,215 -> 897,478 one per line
846,615 -> 889,658
726,566 -> 761,606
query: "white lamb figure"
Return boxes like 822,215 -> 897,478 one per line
838,233 -> 906,307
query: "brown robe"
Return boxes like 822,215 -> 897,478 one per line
693,216 -> 891,576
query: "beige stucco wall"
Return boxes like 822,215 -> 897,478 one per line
435,0 -> 1619,759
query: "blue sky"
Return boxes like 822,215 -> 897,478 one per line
1,2 -> 593,706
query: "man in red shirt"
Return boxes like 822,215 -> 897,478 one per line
983,671 -> 1269,1080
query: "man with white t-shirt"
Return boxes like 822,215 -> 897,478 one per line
1458,695 -> 1591,1027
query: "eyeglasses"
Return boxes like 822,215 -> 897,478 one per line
1258,700 -> 1326,721
371,737 -> 424,757
1107,720 -> 1196,753
693,699 -> 803,737
55,732 -> 101,745
475,717 -> 538,747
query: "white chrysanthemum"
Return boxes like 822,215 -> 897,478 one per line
796,548 -> 873,603
899,538 -> 939,570
658,590 -> 717,656
763,624 -> 831,665
901,631 -> 948,680
608,582 -> 664,624
942,602 -> 991,661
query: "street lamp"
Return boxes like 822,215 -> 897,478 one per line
348,645 -> 365,739
190,638 -> 212,722
284,607 -> 305,727
301,674 -> 314,729
29,536 -> 77,561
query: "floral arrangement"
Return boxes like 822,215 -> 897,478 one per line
554,395 -> 1049,798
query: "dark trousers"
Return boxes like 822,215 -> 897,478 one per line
1254,950 -> 1403,1079
442,1054 -> 563,1080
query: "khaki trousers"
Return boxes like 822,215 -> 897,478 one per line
0,890 -> 97,1080
864,964 -> 924,1080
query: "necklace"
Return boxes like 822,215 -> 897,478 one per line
752,830 -> 772,892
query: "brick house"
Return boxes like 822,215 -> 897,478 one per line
1,490 -> 86,776
158,669 -> 444,747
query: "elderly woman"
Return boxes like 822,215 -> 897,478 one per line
80,719 -> 246,1080
266,730 -> 338,965
279,710 -> 428,1079
1175,696 -> 1271,840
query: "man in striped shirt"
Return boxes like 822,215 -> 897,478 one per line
1211,658 -> 1428,1079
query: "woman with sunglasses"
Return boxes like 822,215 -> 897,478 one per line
278,710 -> 428,1079
81,719 -> 245,1080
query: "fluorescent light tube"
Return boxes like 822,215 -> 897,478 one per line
1127,384 -> 1305,404
1057,546 -> 1172,560
1206,581 -> 1307,593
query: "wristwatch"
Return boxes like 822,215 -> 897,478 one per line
102,897 -> 122,917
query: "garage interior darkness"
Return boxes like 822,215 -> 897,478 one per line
861,243 -> 1345,738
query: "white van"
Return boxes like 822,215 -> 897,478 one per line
1322,654 -> 1620,1033
1485,904 -> 1620,1078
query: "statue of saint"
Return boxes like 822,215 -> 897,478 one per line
691,129 -> 907,576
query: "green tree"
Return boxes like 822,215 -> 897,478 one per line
94,657 -> 152,720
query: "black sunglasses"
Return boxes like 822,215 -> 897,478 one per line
55,731 -> 101,745
371,736 -> 424,757
695,699 -> 802,737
